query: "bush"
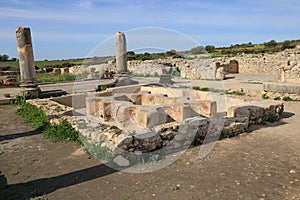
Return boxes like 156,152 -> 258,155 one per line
43,119 -> 82,144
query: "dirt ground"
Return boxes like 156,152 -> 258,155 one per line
0,102 -> 300,200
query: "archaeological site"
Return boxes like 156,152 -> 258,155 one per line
2,27 -> 298,170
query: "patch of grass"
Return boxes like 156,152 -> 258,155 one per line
262,94 -> 270,99
4,93 -> 11,98
9,95 -> 26,105
274,96 -> 281,100
282,96 -> 300,102
192,86 -> 209,91
17,103 -> 47,129
225,90 -> 245,96
100,85 -> 107,91
15,99 -> 82,145
43,119 -> 82,145
36,73 -> 77,83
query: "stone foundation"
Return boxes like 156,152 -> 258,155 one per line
29,85 -> 284,163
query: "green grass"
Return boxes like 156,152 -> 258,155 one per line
225,90 -> 245,96
17,103 -> 47,129
36,73 -> 78,83
4,93 -> 11,98
192,86 -> 209,91
262,94 -> 270,99
15,72 -> 88,84
192,86 -> 245,96
15,98 -> 82,145
43,119 -> 82,144
282,96 -> 300,102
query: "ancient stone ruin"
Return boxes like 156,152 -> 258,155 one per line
30,84 -> 284,167
115,32 -> 138,86
16,27 -> 40,98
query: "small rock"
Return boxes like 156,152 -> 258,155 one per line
289,169 -> 296,174
135,150 -> 143,156
113,155 -> 130,167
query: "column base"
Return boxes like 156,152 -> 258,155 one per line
21,87 -> 41,99
115,72 -> 138,87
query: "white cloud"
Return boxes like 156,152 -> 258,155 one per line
76,0 -> 93,10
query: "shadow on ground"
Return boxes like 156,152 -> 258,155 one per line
1,164 -> 117,200
0,129 -> 41,142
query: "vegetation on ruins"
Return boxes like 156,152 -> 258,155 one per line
282,96 -> 300,102
13,97 -> 82,145
192,86 -> 245,96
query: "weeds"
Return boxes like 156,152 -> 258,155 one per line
43,119 -> 82,145
15,99 -> 82,145
4,93 -> 10,98
17,103 -> 47,129
282,96 -> 300,102
262,94 -> 270,99
9,95 -> 26,105
225,90 -> 245,96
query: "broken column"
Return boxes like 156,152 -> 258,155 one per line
16,27 -> 40,98
115,32 -> 138,86
116,32 -> 127,74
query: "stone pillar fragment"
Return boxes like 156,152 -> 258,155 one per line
116,32 -> 128,74
114,31 -> 138,86
16,27 -> 40,98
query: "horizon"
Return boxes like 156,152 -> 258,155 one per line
1,0 -> 300,60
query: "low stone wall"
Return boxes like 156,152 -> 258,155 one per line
28,86 -> 285,167
263,82 -> 300,96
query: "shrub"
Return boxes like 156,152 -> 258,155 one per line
43,119 -> 82,145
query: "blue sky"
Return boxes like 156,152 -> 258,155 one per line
1,0 -> 300,60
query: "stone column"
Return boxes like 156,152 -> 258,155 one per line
114,31 -> 138,86
16,27 -> 40,98
116,32 -> 127,74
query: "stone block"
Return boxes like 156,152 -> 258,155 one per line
163,104 -> 193,123
186,100 -> 217,118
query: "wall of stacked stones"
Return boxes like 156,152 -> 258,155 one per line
223,48 -> 300,83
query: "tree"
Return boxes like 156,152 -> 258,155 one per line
0,54 -> 9,62
190,46 -> 205,54
281,40 -> 296,50
205,45 -> 215,53
10,58 -> 17,62
264,40 -> 277,48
